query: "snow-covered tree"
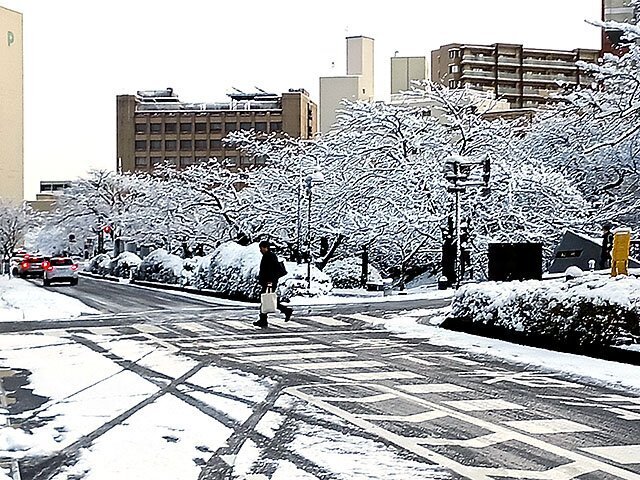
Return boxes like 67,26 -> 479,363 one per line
0,199 -> 35,257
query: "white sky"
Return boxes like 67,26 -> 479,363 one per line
1,0 -> 602,199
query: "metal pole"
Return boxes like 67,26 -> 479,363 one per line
296,179 -> 302,264
455,189 -> 461,287
307,186 -> 312,291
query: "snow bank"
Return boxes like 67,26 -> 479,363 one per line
323,257 -> 382,289
194,242 -> 332,301
0,277 -> 98,321
85,254 -> 111,276
109,252 -> 142,279
133,249 -> 185,285
447,274 -> 640,350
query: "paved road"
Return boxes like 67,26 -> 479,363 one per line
3,277 -> 640,479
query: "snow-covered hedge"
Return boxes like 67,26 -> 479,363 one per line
85,254 -> 112,276
445,275 -> 640,350
110,252 -> 142,279
323,257 -> 382,289
133,249 -> 185,285
194,242 -> 332,301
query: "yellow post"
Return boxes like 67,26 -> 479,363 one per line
611,228 -> 631,277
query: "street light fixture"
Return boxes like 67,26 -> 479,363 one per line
444,155 -> 490,287
304,167 -> 325,292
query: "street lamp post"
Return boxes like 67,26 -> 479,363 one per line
444,155 -> 490,287
304,168 -> 325,292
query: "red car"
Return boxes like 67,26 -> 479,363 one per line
13,255 -> 48,279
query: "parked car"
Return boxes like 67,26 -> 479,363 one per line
14,255 -> 47,278
43,257 -> 79,286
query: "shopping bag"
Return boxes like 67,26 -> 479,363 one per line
260,289 -> 278,314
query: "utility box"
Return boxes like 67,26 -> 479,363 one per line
488,243 -> 542,282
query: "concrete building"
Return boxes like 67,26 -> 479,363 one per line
28,181 -> 72,212
602,0 -> 638,54
391,56 -> 428,95
431,43 -> 599,109
116,88 -> 317,173
319,36 -> 374,133
0,6 -> 23,201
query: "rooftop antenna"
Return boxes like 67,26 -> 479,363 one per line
254,86 -> 269,94
394,50 -> 399,57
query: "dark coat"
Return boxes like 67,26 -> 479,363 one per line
259,251 -> 281,286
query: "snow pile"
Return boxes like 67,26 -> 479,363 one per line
133,249 -> 185,285
323,257 -> 382,289
194,242 -> 332,300
109,252 -> 142,279
447,275 -> 640,350
85,253 -> 112,275
0,277 -> 98,321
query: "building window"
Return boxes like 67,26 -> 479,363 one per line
255,122 -> 267,132
180,140 -> 192,150
165,140 -> 177,151
150,123 -> 162,134
180,122 -> 192,134
150,140 -> 162,151
135,140 -> 147,151
135,123 -> 147,134
240,122 -> 252,131
180,156 -> 194,167
210,122 -> 222,132
449,65 -> 459,73
163,157 -> 177,165
449,80 -> 457,88
195,122 -> 207,133
270,122 -> 282,132
195,139 -> 208,151
210,139 -> 222,149
224,156 -> 238,167
225,122 -> 236,134
134,157 -> 147,166
448,49 -> 460,59
150,156 -> 161,165
165,123 -> 177,133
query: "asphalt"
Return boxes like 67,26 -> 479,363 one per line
4,276 -> 640,479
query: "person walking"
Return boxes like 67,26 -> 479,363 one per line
254,240 -> 293,329
600,223 -> 614,270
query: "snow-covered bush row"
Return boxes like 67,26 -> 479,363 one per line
446,275 -> 640,350
133,249 -> 187,285
323,257 -> 382,289
194,242 -> 332,301
110,252 -> 142,279
85,254 -> 112,276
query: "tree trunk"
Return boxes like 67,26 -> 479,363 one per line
316,234 -> 345,271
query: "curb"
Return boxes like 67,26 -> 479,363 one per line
78,271 -> 120,283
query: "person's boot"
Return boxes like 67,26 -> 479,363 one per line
253,320 -> 268,328
284,308 -> 293,322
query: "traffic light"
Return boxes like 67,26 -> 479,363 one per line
103,225 -> 112,235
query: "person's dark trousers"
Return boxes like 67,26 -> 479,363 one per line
256,283 -> 292,326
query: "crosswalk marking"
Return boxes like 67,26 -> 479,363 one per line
444,399 -> 525,412
396,383 -> 470,394
268,318 -> 306,328
210,344 -> 330,355
319,393 -> 397,403
359,410 -> 448,423
287,360 -> 384,370
87,327 -> 119,336
178,322 -> 211,332
249,351 -> 356,362
219,320 -> 253,330
212,336 -> 309,347
303,315 -> 350,327
506,419 -> 596,434
133,324 -> 165,334
341,371 -> 424,381
583,444 -> 640,465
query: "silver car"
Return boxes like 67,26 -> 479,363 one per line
43,257 -> 79,286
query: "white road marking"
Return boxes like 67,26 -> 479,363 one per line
341,371 -> 424,381
268,318 -> 307,328
287,360 -> 385,370
211,344 -> 331,355
444,399 -> 526,412
87,327 -> 119,336
413,432 -> 513,448
396,383 -> 470,394
178,322 -> 211,332
505,419 -> 596,434
359,410 -> 448,423
303,315 -> 350,327
213,337 -> 309,347
583,445 -> 640,465
132,324 -> 165,334
249,351 -> 356,362
319,393 -> 397,403
218,320 -> 253,330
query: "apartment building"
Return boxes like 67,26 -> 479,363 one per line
319,36 -> 374,133
603,0 -> 637,54
431,43 -> 599,108
0,6 -> 23,201
117,88 -> 317,173
391,56 -> 428,95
